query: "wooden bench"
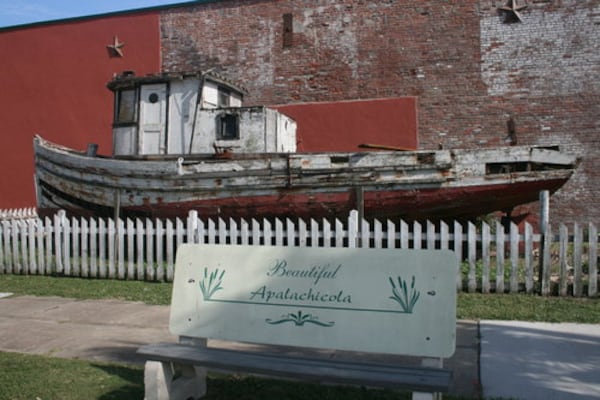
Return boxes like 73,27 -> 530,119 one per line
138,244 -> 458,400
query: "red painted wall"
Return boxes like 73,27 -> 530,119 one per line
274,98 -> 417,152
0,13 -> 160,209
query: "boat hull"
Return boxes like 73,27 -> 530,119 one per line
34,136 -> 577,221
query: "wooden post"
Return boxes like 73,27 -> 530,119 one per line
539,190 -> 549,292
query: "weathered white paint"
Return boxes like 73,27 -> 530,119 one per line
1,210 -> 597,298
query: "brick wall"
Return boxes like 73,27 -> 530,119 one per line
160,0 -> 600,224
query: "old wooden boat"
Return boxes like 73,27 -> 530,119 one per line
34,71 -> 578,221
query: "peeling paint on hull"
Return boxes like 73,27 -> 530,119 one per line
34,136 -> 577,221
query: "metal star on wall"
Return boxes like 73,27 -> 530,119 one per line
107,36 -> 125,57
498,0 -> 527,23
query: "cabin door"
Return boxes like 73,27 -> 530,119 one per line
139,84 -> 167,155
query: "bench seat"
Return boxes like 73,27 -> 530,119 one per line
138,342 -> 453,393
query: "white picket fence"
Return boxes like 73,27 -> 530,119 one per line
0,207 -> 37,221
0,209 -> 598,297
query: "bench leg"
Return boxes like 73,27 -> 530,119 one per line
411,357 -> 443,400
144,360 -> 207,400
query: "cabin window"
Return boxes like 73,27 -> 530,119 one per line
115,89 -> 137,124
216,113 -> 239,140
218,87 -> 231,107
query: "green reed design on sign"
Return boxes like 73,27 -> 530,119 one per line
388,275 -> 420,313
199,267 -> 226,301
266,310 -> 335,327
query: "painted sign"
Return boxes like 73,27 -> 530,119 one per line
170,244 -> 457,358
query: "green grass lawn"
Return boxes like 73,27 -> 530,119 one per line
0,274 -> 597,400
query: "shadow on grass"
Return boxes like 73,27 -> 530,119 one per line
93,363 -> 144,400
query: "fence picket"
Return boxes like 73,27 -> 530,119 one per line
107,218 -> 116,279
136,219 -> 144,280
509,222 -> 519,293
36,219 -> 45,275
541,223 -> 552,296
573,223 -> 583,297
72,218 -> 80,277
145,219 -> 154,281
559,224 -> 569,296
98,218 -> 107,278
466,222 -> 476,292
81,218 -> 89,278
116,218 -> 125,280
27,220 -> 36,275
127,219 -> 135,280
427,220 -> 435,249
482,222 -> 491,294
89,218 -> 98,278
454,221 -> 463,291
155,219 -> 164,282
589,223 -> 598,297
495,221 -> 505,294
525,222 -> 534,294
166,219 -> 175,282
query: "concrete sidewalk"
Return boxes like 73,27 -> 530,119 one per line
0,295 -> 481,398
2,295 -> 599,399
480,320 -> 600,400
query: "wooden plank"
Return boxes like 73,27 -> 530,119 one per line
36,219 -> 45,276
311,219 -> 319,248
589,223 -> 598,298
252,219 -> 261,245
374,219 -> 383,249
54,212 -> 63,274
208,219 -> 216,245
89,218 -> 98,278
241,218 -> 249,245
156,219 -> 164,282
454,221 -> 463,291
218,218 -> 228,245
81,218 -> 89,278
541,224 -> 552,296
64,217 -> 72,276
509,222 -> 519,293
127,219 -> 135,280
559,224 -> 569,297
108,218 -> 116,279
481,222 -> 490,294
440,221 -> 449,250
413,221 -> 422,250
400,220 -> 409,249
386,220 -> 396,249
426,220 -> 435,250
0,221 -> 7,273
348,211 -> 358,249
468,222 -> 477,293
166,219 -> 175,282
323,219 -> 332,248
136,218 -> 145,280
361,219 -> 370,248
72,218 -> 80,277
264,219 -> 273,247
573,223 -> 583,298
495,221 -> 505,294
146,219 -> 155,281
298,219 -> 307,247
138,343 -> 452,393
27,220 -> 36,275
116,218 -> 125,279
142,342 -> 450,392
524,223 -> 534,294
98,218 -> 107,278
19,220 -> 27,274
334,218 -> 344,248
275,218 -> 284,246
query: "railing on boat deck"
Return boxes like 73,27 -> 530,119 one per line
0,209 -> 598,298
